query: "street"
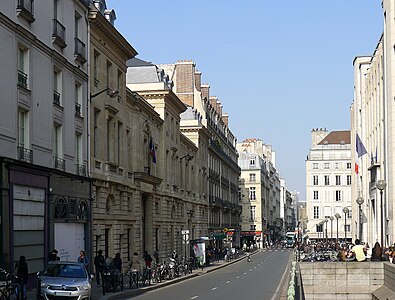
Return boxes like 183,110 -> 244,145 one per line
127,249 -> 291,300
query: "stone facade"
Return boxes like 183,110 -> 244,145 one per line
0,0 -> 92,282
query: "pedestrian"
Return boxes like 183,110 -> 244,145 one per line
130,252 -> 142,273
113,253 -> 122,272
77,250 -> 89,269
351,239 -> 366,262
153,250 -> 160,264
49,249 -> 60,261
365,243 -> 372,261
372,242 -> 383,261
94,249 -> 105,286
143,251 -> 153,268
15,255 -> 28,300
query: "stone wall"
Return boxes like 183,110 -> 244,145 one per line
299,262 -> 384,300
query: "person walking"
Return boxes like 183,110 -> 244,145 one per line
94,250 -> 105,286
77,250 -> 89,269
49,249 -> 60,261
143,251 -> 153,268
15,256 -> 28,300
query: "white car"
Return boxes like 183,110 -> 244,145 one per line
37,261 -> 92,300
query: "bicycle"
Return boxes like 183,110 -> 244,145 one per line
0,269 -> 18,300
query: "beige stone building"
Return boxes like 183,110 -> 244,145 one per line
126,58 -> 209,259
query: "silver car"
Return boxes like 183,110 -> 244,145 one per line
37,261 -> 91,300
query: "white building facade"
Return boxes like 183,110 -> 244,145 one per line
306,129 -> 353,243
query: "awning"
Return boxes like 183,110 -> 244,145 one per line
213,233 -> 226,240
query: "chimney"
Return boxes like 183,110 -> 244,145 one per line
175,60 -> 195,107
195,71 -> 202,92
311,128 -> 328,147
201,84 -> 210,101
222,113 -> 229,127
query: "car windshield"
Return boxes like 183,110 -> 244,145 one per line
43,264 -> 86,279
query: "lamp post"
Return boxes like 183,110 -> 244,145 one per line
329,216 -> 334,243
90,87 -> 119,100
324,218 -> 328,245
356,196 -> 364,241
335,213 -> 341,249
376,180 -> 387,247
343,207 -> 349,245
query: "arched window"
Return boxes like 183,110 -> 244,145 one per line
54,197 -> 68,219
77,199 -> 89,220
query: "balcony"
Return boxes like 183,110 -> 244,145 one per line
17,70 -> 28,89
76,164 -> 86,176
53,91 -> 61,106
75,102 -> 81,117
52,19 -> 66,48
74,37 -> 86,64
17,0 -> 35,23
17,146 -> 33,163
54,156 -> 65,171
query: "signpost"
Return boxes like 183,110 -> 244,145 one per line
182,230 -> 189,259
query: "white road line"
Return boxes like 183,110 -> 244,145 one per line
190,297 -> 198,300
244,272 -> 247,275
226,281 -> 230,284
254,267 -> 257,269
236,276 -> 240,279
249,269 -> 252,271
211,287 -> 218,291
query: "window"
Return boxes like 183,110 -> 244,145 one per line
324,163 -> 330,169
313,191 -> 318,200
53,124 -> 62,157
53,70 -> 62,106
324,175 -> 329,185
345,225 -> 351,232
106,60 -> 112,88
18,110 -> 28,147
93,110 -> 99,158
313,163 -> 318,169
316,224 -> 323,232
347,175 -> 351,185
93,51 -> 100,86
74,12 -> 85,63
249,173 -> 256,182
335,190 -> 341,201
313,206 -> 319,219
18,46 -> 29,89
75,83 -> 82,117
117,69 -> 122,102
335,163 -> 339,169
117,122 -> 122,164
336,175 -> 341,185
75,133 -> 82,165
347,162 -> 351,169
250,158 -> 255,166
313,175 -> 318,185
250,206 -> 256,221
250,225 -> 256,231
249,187 -> 256,200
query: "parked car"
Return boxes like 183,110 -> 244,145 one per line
37,261 -> 92,300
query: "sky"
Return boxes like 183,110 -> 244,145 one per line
107,0 -> 383,199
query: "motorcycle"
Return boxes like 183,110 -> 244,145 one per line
247,253 -> 251,262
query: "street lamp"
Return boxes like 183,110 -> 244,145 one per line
329,216 -> 334,243
343,207 -> 349,244
324,218 -> 328,244
335,213 -> 341,249
376,180 -> 387,247
356,196 -> 364,241
90,87 -> 119,100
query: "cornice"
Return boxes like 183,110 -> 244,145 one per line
89,10 -> 137,60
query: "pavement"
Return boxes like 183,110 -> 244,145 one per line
27,252 -> 255,300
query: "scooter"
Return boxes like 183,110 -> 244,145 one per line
247,253 -> 251,262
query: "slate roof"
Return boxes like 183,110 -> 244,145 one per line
317,130 -> 351,145
126,57 -> 154,67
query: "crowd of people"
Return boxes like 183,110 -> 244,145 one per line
298,238 -> 395,263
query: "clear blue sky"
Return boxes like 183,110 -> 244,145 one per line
107,0 -> 382,199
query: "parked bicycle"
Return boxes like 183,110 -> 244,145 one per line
0,268 -> 18,300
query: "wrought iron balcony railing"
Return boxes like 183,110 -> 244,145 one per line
54,156 -> 65,171
75,102 -> 81,117
52,19 -> 66,48
17,0 -> 35,23
76,164 -> 86,176
74,37 -> 86,63
53,91 -> 61,106
17,146 -> 33,163
18,70 -> 28,89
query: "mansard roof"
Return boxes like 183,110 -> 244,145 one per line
317,130 -> 350,145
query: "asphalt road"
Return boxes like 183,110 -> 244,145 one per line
127,249 -> 292,300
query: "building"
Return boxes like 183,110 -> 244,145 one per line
305,129 -> 352,243
0,0 -> 91,280
157,61 -> 241,248
237,138 -> 284,247
126,58 -> 209,259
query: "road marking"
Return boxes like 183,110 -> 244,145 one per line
254,267 -> 257,269
236,276 -> 240,279
226,281 -> 230,284
249,269 -> 252,271
211,287 -> 218,291
244,272 -> 247,275
190,297 -> 198,299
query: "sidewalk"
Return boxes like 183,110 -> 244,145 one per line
27,253 -> 252,300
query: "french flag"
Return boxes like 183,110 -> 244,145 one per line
355,133 -> 367,174
149,137 -> 156,164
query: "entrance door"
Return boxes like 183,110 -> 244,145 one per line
54,223 -> 85,261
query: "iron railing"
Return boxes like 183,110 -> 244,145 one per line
75,102 -> 81,116
53,91 -> 61,106
17,146 -> 33,163
18,70 -> 28,89
17,0 -> 34,22
54,156 -> 65,171
52,19 -> 66,47
74,37 -> 86,62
